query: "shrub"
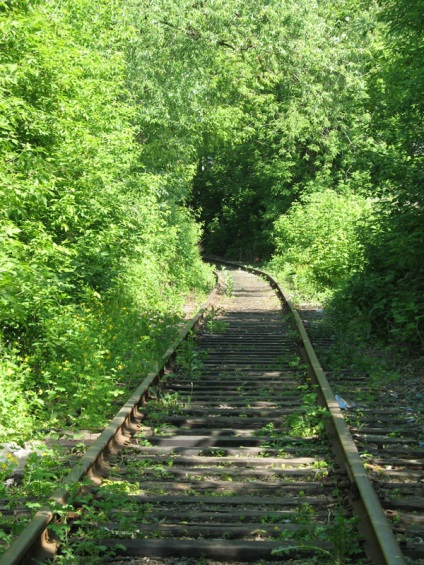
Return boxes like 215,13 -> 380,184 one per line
271,190 -> 372,298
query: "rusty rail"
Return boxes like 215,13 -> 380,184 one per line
0,275 -> 222,565
206,258 -> 406,565
0,260 -> 407,564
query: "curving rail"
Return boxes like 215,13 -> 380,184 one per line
209,258 -> 406,565
0,261 -> 406,564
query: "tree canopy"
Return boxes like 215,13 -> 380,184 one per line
1,0 -> 423,440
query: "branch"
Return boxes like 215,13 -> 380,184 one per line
158,19 -> 254,51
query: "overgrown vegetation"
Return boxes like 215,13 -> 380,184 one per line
192,0 -> 378,260
189,0 -> 424,351
271,190 -> 372,300
0,0 -> 214,442
1,0 -> 424,442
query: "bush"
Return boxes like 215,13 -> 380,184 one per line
331,202 -> 424,350
0,0 -> 214,442
271,190 -> 372,298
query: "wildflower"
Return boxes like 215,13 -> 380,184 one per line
7,454 -> 18,464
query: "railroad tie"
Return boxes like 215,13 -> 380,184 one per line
79,269 -> 364,563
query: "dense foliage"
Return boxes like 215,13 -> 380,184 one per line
0,0 -> 213,441
191,0 -> 377,258
332,0 -> 424,346
189,0 -> 424,350
1,0 -> 424,443
272,190 -> 372,298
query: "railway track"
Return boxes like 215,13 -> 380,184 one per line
0,264 -> 406,564
301,308 -> 424,564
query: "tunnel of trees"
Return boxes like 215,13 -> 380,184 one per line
1,0 -> 423,440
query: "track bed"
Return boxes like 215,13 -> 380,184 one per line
66,270 -> 363,563
301,307 -> 424,564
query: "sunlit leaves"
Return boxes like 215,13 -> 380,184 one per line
190,0 -> 380,256
0,0 -> 214,441
272,190 -> 372,295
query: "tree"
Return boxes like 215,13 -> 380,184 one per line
335,0 -> 424,347
191,0 -> 379,258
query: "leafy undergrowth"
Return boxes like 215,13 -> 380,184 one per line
0,0 -> 219,444
0,260 -> 214,443
267,190 -> 372,305
0,272 -> 214,552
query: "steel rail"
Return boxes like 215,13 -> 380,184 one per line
206,258 -> 406,565
0,275 -> 223,565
